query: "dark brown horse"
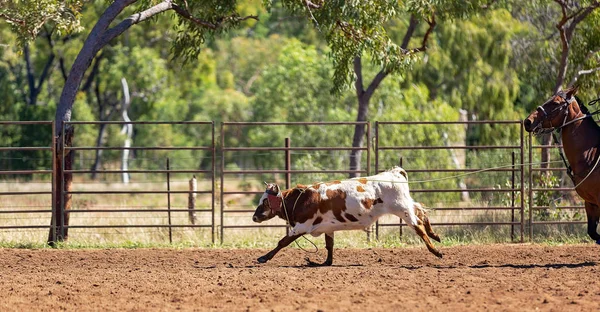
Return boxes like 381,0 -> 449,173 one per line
523,86 -> 600,243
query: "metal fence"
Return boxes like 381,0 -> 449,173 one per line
528,133 -> 585,238
375,121 -> 526,241
0,120 -> 589,245
0,121 -> 55,236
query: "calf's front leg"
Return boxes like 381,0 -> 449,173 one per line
257,234 -> 302,263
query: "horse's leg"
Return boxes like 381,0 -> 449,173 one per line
584,201 -> 600,242
257,233 -> 303,263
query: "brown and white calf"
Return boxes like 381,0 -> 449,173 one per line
252,166 -> 442,266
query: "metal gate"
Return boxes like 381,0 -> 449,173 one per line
59,121 -> 216,244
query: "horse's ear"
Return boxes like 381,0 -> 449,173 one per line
566,85 -> 579,98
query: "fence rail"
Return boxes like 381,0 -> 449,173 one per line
0,120 -> 587,245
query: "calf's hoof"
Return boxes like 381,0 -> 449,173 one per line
305,257 -> 332,267
433,250 -> 443,259
257,256 -> 269,263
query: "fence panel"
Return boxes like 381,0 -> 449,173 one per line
59,121 -> 215,244
528,133 -> 585,240
375,120 -> 526,242
219,122 -> 370,244
0,121 -> 55,242
1,120 -> 592,245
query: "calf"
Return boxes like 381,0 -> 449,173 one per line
252,166 -> 442,266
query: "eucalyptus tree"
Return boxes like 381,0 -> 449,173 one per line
512,1 -> 600,171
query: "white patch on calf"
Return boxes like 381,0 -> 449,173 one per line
288,166 -> 420,237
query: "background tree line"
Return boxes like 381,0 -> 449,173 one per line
1,0 -> 600,176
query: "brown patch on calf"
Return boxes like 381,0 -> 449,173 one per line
321,189 -> 347,222
330,180 -> 341,184
312,182 -> 322,189
400,171 -> 407,179
278,188 -> 322,225
357,178 -> 368,184
344,213 -> 359,222
356,185 -> 365,192
313,216 -> 323,225
361,198 -> 383,210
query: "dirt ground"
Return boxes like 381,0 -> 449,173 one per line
1,244 -> 599,311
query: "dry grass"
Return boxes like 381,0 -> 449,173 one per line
0,177 -> 588,248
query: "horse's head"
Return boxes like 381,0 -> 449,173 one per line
523,86 -> 579,135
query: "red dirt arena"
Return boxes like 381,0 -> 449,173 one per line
1,244 -> 599,311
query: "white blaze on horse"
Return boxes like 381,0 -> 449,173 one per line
252,166 -> 442,266
524,86 -> 600,243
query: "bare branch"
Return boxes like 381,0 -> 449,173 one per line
410,15 -> 436,53
553,0 -> 600,92
171,3 -> 258,30
99,1 -> 173,48
401,15 -> 419,50
305,0 -> 322,9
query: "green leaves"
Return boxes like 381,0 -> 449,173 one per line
0,0 -> 83,46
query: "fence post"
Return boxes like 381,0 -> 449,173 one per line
398,157 -> 403,238
528,133 -> 533,241
50,121 -> 57,244
520,122 -> 525,243
511,151 -> 516,242
285,138 -> 291,236
166,158 -> 172,244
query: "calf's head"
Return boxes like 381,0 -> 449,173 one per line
252,182 -> 281,223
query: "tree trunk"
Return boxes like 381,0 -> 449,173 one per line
348,57 -> 388,178
48,126 -> 74,245
90,123 -> 107,180
120,78 -> 132,184
348,95 -> 369,178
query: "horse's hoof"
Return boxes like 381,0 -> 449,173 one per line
257,256 -> 268,263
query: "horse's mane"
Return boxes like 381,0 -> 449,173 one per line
574,95 -> 591,114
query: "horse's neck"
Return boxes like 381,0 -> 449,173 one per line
562,117 -> 600,167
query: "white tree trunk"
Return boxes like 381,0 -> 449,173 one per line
120,78 -> 132,184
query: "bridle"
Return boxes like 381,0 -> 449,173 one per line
532,93 -> 590,135
531,92 -> 600,184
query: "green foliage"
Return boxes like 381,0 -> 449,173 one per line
0,0 -> 83,45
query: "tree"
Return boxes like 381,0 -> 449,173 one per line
512,1 -> 600,172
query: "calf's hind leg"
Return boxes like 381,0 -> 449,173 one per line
414,203 -> 441,242
396,209 -> 443,259
306,233 -> 334,267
